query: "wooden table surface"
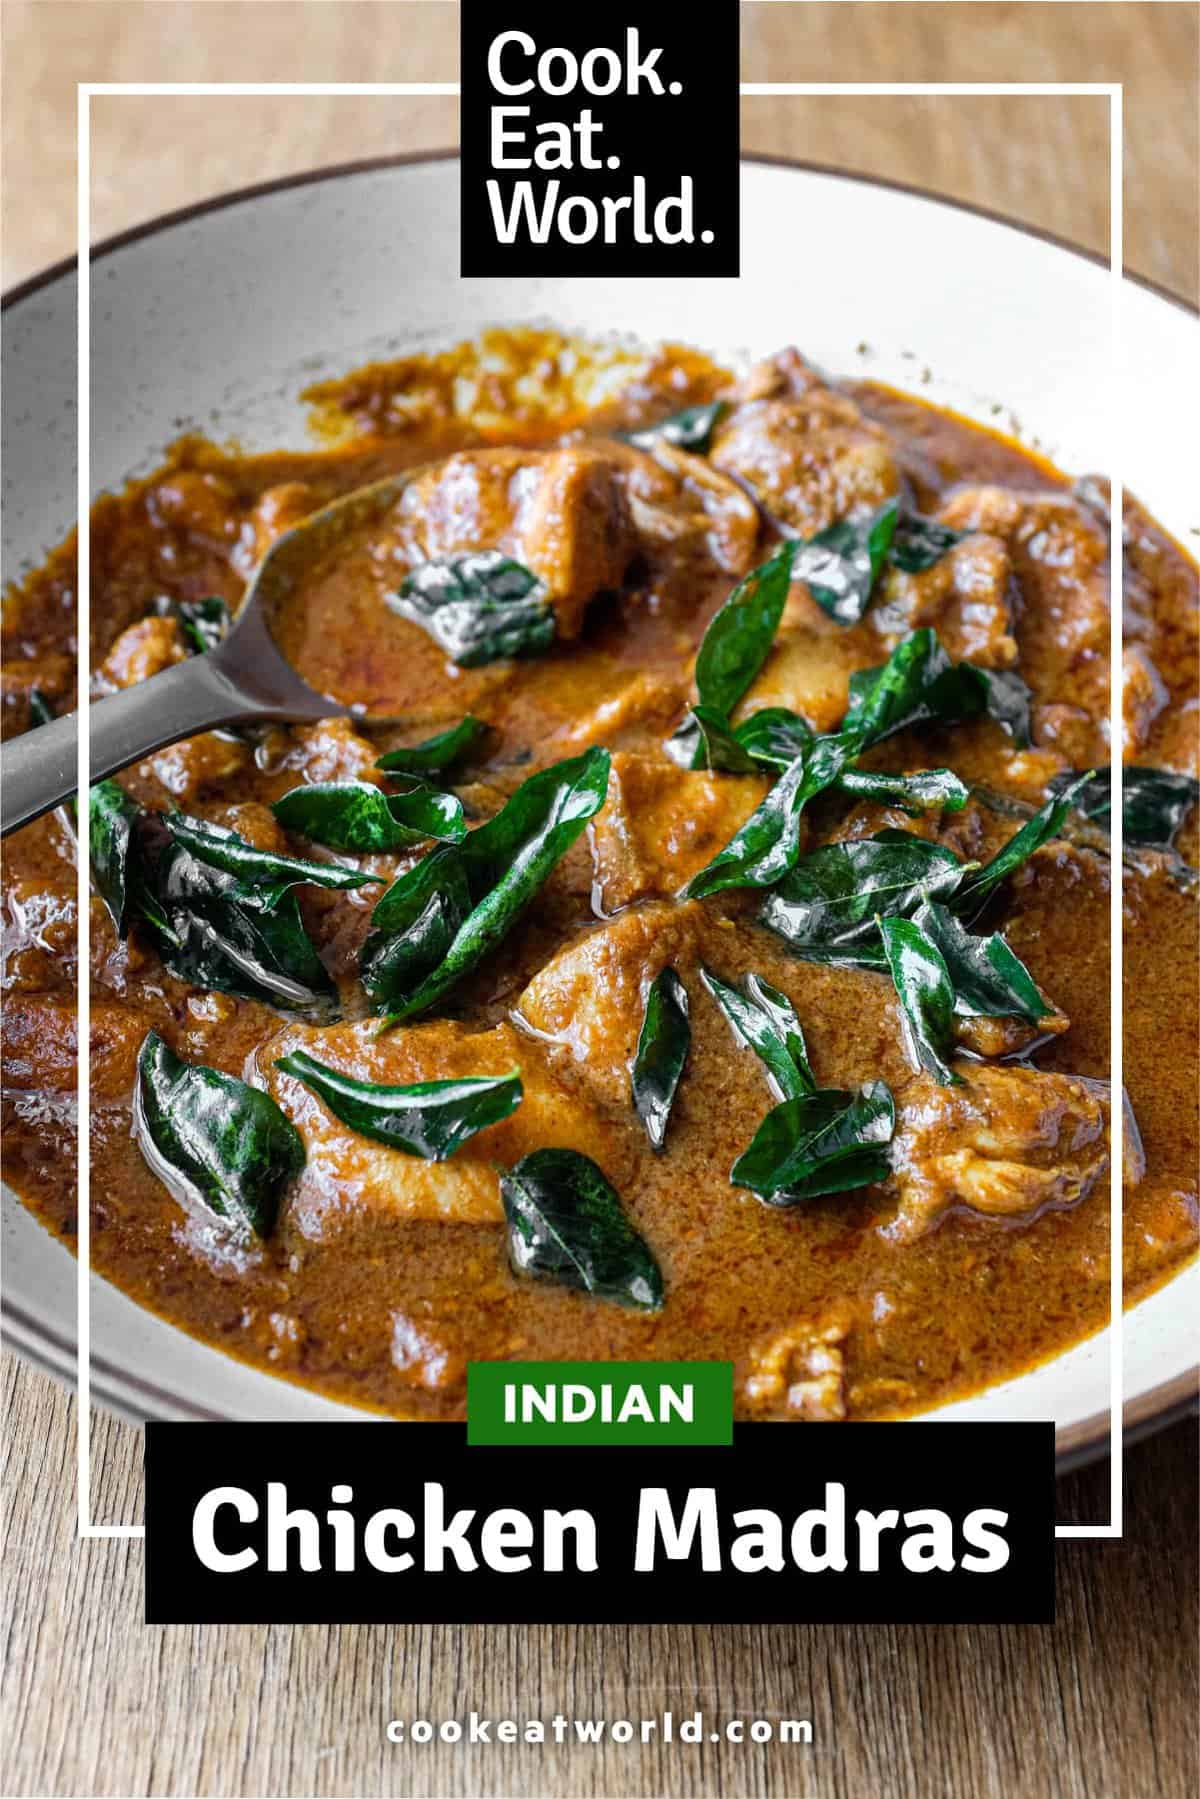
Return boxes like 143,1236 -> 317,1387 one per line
2,5 -> 1197,1796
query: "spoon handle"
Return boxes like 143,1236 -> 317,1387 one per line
2,653 -> 262,837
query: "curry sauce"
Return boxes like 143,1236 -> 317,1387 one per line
2,330 -> 1197,1420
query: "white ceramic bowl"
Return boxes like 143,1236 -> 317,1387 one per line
3,154 -> 1197,1460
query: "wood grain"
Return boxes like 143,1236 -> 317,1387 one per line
3,1357 -> 1197,1799
2,4 -> 1198,1795
2,3 -> 1197,298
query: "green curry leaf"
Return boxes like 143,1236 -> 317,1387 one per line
700,967 -> 814,1101
375,716 -> 490,776
27,687 -> 57,728
665,705 -> 763,774
759,829 -> 965,966
273,779 -> 466,852
1049,764 -> 1200,849
501,1148 -> 664,1310
877,913 -> 960,1085
845,628 -> 1033,749
912,900 -> 1049,1024
792,498 -> 898,625
956,770 -> 1094,915
730,1081 -> 895,1203
682,735 -> 857,899
630,967 -> 691,1151
88,780 -> 143,935
835,766 -> 969,815
731,707 -> 814,771
134,1030 -> 304,1237
388,550 -> 555,667
364,747 -> 610,1021
690,542 -> 796,723
626,399 -> 727,455
163,813 -> 383,896
275,1049 -> 522,1159
889,511 -> 968,574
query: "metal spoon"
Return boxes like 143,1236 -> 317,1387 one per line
2,471 -> 420,837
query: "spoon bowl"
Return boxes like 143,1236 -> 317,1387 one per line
1,469 -> 424,836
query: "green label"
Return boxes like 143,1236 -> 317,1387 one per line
467,1361 -> 733,1445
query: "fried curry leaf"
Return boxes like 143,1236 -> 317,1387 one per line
139,821 -> 340,1012
729,1081 -> 895,1204
114,811 -> 380,1013
134,1030 -> 304,1237
630,967 -> 691,1151
272,779 -> 465,852
163,813 -> 383,897
912,900 -> 1049,1024
500,1148 -> 664,1311
889,511 -> 968,574
664,704 -> 763,774
835,766 -> 969,815
275,1049 -> 522,1159
759,829 -> 965,966
375,716 -> 489,776
700,967 -> 814,1101
731,706 -> 814,771
388,550 -> 555,667
153,593 -> 233,655
27,687 -> 57,728
792,498 -> 898,625
877,913 -> 960,1085
845,628 -> 1033,749
956,771 -> 1094,915
691,542 -> 796,722
88,780 -> 144,935
1049,764 -> 1200,849
682,735 -> 856,899
626,399 -> 727,455
364,747 -> 610,1021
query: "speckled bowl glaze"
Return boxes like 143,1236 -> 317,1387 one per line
3,154 -> 1197,1462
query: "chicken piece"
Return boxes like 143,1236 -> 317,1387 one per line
146,469 -> 242,549
711,368 -> 900,538
95,614 -> 249,798
2,994 -> 151,1103
399,438 -> 759,643
886,1063 -> 1113,1242
732,621 -> 867,733
275,717 -> 384,785
1121,645 -> 1168,757
953,1010 -> 1069,1059
549,670 -> 688,755
97,615 -> 187,690
740,1304 -> 854,1420
940,488 -> 1110,728
260,1018 -> 630,1231
872,531 -> 1018,668
399,445 -> 636,638
0,873 -> 103,994
619,439 -> 760,575
2,873 -> 78,969
517,902 -> 706,1107
589,752 -> 771,909
237,481 -> 320,574
2,651 -> 75,717
730,347 -> 826,403
146,731 -> 250,801
1146,697 -> 1200,781
211,801 -> 290,855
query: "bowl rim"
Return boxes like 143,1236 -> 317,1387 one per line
3,147 -> 1196,1469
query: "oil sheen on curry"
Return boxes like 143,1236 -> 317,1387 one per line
4,330 -> 1198,1422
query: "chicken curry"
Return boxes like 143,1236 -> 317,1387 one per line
3,330 -> 1197,1420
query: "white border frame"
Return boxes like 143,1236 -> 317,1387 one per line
73,80 -> 1124,1542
